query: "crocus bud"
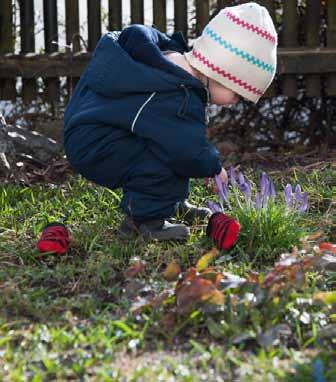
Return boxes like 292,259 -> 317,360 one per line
284,184 -> 293,208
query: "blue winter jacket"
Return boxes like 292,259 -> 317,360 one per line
64,25 -> 222,190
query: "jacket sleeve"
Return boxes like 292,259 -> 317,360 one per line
134,96 -> 222,178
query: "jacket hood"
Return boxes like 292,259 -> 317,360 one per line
85,26 -> 204,98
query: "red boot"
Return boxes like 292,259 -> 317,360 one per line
36,223 -> 70,255
206,213 -> 240,250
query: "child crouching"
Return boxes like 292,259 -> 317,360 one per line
64,2 -> 277,241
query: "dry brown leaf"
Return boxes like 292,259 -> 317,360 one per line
201,269 -> 224,287
176,277 -> 223,313
305,231 -> 325,241
125,261 -> 144,278
208,289 -> 225,305
163,261 -> 181,281
176,267 -> 198,292
196,248 -> 219,271
313,291 -> 336,305
263,256 -> 317,289
246,271 -> 261,284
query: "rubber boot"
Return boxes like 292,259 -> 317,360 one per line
176,200 -> 212,224
119,216 -> 190,242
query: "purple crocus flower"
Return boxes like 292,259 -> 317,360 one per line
295,184 -> 302,207
214,174 -> 231,209
239,172 -> 245,186
208,200 -> 222,213
222,182 -> 231,209
215,174 -> 225,206
239,175 -> 248,193
229,166 -> 237,186
269,180 -> 276,201
299,191 -> 308,213
238,173 -> 252,208
284,184 -> 293,208
228,167 -> 242,208
262,186 -> 269,209
244,179 -> 252,207
255,192 -> 262,211
260,172 -> 269,198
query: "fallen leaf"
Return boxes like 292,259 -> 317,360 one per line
125,261 -> 145,278
208,289 -> 225,305
201,269 -> 224,287
305,231 -> 325,241
263,256 -> 317,289
313,291 -> 336,305
176,267 -> 198,291
176,277 -> 223,313
163,261 -> 181,281
319,242 -> 336,254
196,248 -> 219,271
246,272 -> 261,284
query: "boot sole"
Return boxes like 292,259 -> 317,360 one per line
119,220 -> 190,242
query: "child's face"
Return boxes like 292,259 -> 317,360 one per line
208,78 -> 240,106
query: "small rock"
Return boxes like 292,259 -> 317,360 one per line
316,254 -> 336,272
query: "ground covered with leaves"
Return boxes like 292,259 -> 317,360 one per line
0,162 -> 335,381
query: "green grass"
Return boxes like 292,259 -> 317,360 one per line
0,167 -> 335,381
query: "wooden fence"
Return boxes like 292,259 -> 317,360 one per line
1,0 -> 336,103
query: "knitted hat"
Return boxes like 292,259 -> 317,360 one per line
185,2 -> 277,103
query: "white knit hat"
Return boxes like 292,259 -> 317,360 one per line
185,2 -> 277,103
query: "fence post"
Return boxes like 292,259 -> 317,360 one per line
66,0 -> 80,52
43,0 -> 60,105
216,0 -> 231,11
326,0 -> 336,95
196,0 -> 209,36
305,0 -> 321,97
0,0 -> 16,101
65,0 -> 80,95
131,0 -> 144,25
153,0 -> 167,32
109,0 -> 122,31
88,0 -> 102,51
174,0 -> 188,39
19,0 -> 37,103
282,0 -> 299,97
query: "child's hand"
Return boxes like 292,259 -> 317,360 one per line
212,167 -> 228,193
218,167 -> 228,184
